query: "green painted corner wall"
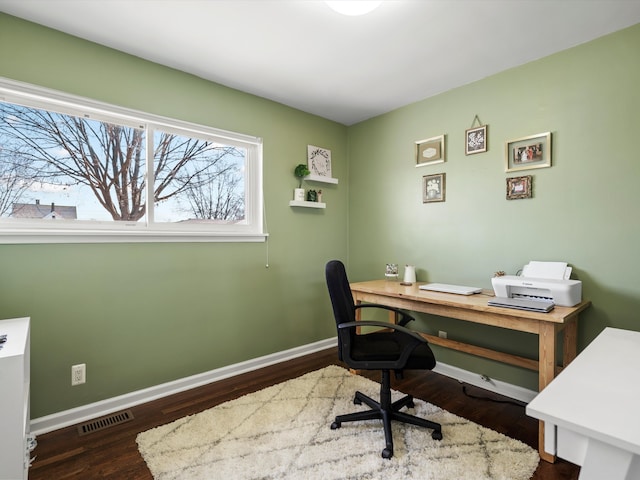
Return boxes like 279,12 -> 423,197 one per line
347,23 -> 640,390
0,14 -> 348,417
1,12 -> 639,418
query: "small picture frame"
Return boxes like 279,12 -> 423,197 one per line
307,145 -> 332,178
506,175 -> 532,200
465,125 -> 487,155
416,135 -> 445,167
505,132 -> 551,172
423,173 -> 446,203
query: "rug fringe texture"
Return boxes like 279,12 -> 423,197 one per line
137,365 -> 539,479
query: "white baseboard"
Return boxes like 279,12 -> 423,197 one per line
30,337 -> 337,435
433,362 -> 537,404
31,337 -> 537,435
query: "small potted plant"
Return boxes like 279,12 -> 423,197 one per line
306,189 -> 317,202
293,163 -> 310,201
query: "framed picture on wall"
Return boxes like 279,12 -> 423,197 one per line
423,173 -> 446,203
307,145 -> 332,178
465,125 -> 487,155
506,175 -> 532,200
416,135 -> 445,167
505,132 -> 551,172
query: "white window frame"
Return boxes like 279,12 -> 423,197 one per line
0,78 -> 265,244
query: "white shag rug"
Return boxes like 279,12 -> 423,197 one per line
137,365 -> 539,480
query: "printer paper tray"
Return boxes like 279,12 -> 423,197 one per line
488,297 -> 554,313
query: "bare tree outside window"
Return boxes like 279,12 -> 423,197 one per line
0,101 -> 246,223
152,130 -> 245,223
0,143 -> 41,216
179,167 -> 245,222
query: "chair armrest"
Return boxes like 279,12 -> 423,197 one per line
354,304 -> 415,326
338,321 -> 426,343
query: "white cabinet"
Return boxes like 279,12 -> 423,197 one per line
0,317 -> 31,480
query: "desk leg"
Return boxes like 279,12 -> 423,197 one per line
351,299 -> 362,375
563,317 -> 578,367
538,322 -> 558,463
354,299 -> 362,334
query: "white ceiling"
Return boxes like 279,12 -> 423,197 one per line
2,0 -> 640,125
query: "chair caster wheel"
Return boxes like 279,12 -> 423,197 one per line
382,448 -> 393,459
330,421 -> 341,430
407,400 -> 415,408
353,397 -> 362,405
432,430 -> 443,441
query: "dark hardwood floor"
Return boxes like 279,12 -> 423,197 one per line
29,348 -> 579,479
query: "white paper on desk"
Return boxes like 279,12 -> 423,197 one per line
522,261 -> 568,280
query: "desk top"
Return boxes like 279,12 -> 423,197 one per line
350,280 -> 590,324
527,327 -> 640,455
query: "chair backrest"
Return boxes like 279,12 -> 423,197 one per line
325,260 -> 356,360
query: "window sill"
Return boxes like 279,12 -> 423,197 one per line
0,230 -> 268,244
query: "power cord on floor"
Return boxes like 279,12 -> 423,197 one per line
460,382 -> 526,408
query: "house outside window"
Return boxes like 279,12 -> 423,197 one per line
0,78 -> 264,244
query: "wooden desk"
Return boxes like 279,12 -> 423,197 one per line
350,280 -> 591,462
527,328 -> 640,479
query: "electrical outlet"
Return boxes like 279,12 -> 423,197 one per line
438,330 -> 447,339
72,364 -> 86,386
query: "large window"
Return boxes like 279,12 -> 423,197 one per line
0,78 -> 264,243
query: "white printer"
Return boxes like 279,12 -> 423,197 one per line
491,261 -> 582,307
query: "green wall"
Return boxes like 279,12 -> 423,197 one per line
347,23 -> 640,390
0,14 -> 348,417
2,12 -> 639,418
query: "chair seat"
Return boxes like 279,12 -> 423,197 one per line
350,331 -> 437,370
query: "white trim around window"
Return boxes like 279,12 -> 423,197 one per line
0,78 -> 266,244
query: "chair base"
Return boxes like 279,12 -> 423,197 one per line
330,370 -> 442,458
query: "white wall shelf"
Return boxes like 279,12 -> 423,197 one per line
289,200 -> 326,209
305,174 -> 338,184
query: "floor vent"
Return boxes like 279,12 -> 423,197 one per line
77,409 -> 134,436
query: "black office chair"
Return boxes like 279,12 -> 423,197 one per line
325,260 -> 442,459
